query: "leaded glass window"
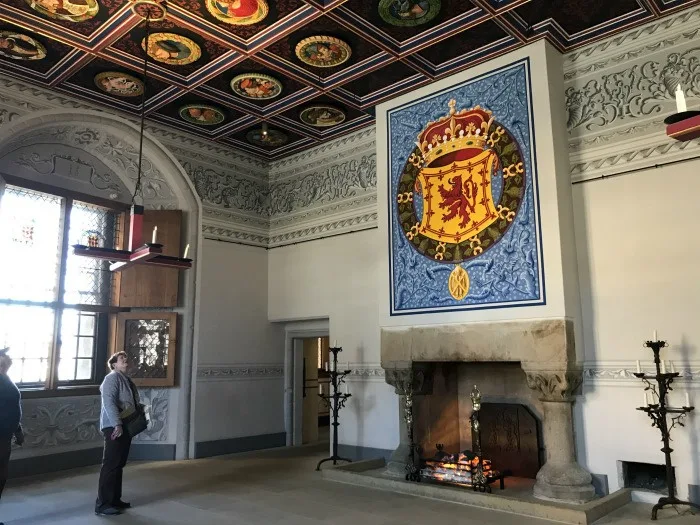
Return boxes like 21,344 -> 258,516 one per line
0,180 -> 123,388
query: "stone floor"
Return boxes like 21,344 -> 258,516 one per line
0,444 -> 696,525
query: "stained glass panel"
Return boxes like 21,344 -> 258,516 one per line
64,201 -> 119,306
0,186 -> 62,302
0,304 -> 54,385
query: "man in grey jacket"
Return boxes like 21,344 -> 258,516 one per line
95,351 -> 140,516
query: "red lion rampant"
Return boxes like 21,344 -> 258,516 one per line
438,174 -> 478,229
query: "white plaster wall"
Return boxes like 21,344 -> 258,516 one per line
268,230 -> 399,451
572,161 -> 700,498
194,239 -> 285,443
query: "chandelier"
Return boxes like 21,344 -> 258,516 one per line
73,0 -> 191,272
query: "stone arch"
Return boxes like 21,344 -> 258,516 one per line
0,110 -> 202,460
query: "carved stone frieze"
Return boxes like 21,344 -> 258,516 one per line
565,7 -> 700,180
134,388 -> 169,442
384,363 -> 434,396
268,154 -> 376,216
19,396 -> 101,449
565,47 -> 700,132
524,370 -> 583,402
181,160 -> 268,215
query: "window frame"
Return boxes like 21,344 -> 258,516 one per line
0,174 -> 130,396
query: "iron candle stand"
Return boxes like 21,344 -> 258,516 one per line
316,345 -> 353,471
635,339 -> 697,520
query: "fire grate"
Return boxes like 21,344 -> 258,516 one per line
420,444 -> 506,492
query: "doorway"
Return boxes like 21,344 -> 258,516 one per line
302,337 -> 330,445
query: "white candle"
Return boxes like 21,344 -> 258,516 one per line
644,391 -> 649,406
636,360 -> 641,374
661,360 -> 666,374
686,392 -> 691,407
670,361 -> 675,374
675,84 -> 687,113
332,361 -> 336,371
318,383 -> 322,394
183,243 -> 190,259
324,362 -> 329,372
653,330 -> 658,341
333,339 -> 338,347
152,226 -> 158,244
345,383 -> 348,394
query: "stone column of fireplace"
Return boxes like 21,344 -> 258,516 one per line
384,364 -> 434,478
523,367 -> 596,504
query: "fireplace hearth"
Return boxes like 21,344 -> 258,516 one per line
381,319 -> 597,504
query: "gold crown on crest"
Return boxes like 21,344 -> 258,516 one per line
416,100 -> 494,166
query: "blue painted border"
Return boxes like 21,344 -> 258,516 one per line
386,57 -> 547,316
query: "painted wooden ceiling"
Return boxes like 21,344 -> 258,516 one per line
0,0 -> 697,159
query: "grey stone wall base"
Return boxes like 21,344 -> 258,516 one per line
336,444 -> 393,462
194,432 -> 286,458
9,444 -> 177,478
9,447 -> 104,478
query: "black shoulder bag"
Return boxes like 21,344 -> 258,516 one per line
122,379 -> 148,438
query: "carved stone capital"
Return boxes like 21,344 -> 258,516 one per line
384,363 -> 434,396
524,369 -> 583,402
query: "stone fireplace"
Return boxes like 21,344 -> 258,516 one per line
381,318 -> 596,504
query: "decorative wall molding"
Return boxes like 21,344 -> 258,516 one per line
268,211 -> 377,247
583,361 -> 700,385
565,6 -> 700,181
347,366 -> 386,380
197,364 -> 285,381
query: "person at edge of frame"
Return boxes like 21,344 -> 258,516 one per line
0,347 -> 25,525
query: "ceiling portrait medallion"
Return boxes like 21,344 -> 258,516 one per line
300,106 -> 346,127
142,33 -> 201,66
94,72 -> 144,97
206,0 -> 269,25
246,128 -> 287,147
0,31 -> 47,60
24,0 -> 99,22
295,36 -> 351,68
378,0 -> 440,27
179,104 -> 225,126
231,73 -> 282,100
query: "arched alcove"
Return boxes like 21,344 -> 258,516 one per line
0,110 -> 202,460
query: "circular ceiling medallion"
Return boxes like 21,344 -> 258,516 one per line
94,72 -> 144,97
179,104 -> 225,126
299,106 -> 346,128
295,36 -> 351,68
378,0 -> 440,27
0,31 -> 47,61
246,128 -> 287,147
231,73 -> 282,100
206,0 -> 268,25
142,33 -> 201,66
24,0 -> 99,22
130,0 -> 168,22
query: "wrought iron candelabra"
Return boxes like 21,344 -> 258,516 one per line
635,339 -> 697,520
316,345 -> 352,471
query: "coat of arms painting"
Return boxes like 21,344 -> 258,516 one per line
388,59 -> 544,315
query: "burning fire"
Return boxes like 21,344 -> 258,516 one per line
421,451 -> 498,485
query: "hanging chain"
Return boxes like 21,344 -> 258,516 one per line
132,13 -> 152,205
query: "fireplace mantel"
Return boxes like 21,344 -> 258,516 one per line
380,318 -> 595,504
